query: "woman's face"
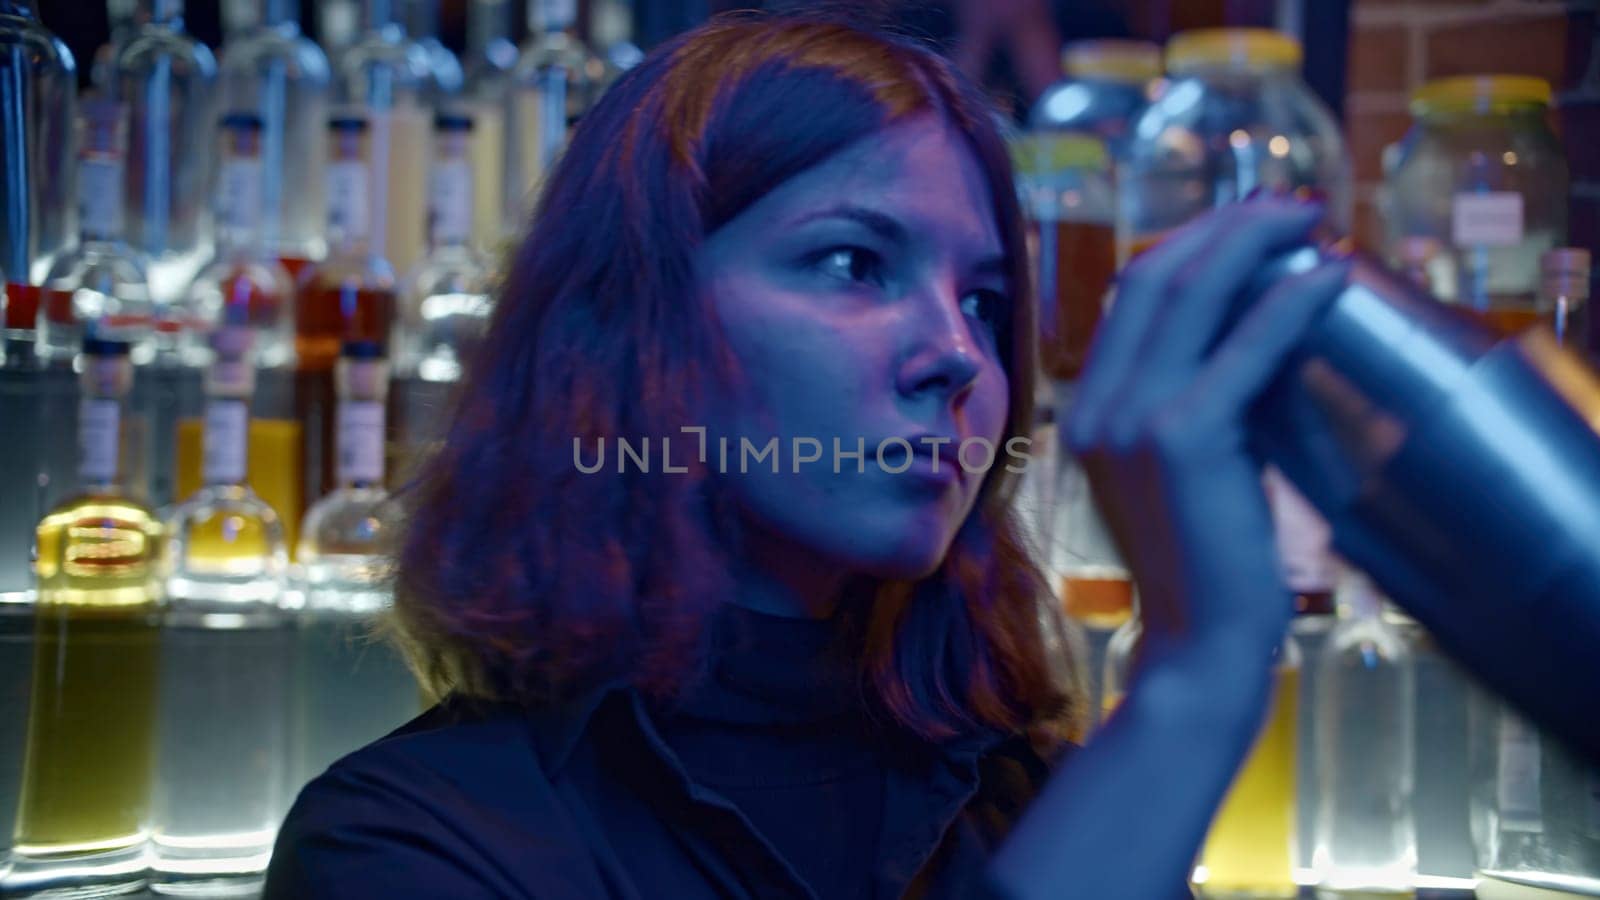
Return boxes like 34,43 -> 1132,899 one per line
697,114 -> 1012,583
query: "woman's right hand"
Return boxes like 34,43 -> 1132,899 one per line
1063,197 -> 1348,660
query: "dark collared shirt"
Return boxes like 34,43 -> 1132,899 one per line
264,606 -> 1066,900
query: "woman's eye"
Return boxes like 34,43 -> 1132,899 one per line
961,289 -> 1007,329
814,247 -> 883,285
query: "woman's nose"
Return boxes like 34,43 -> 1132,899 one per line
895,285 -> 983,403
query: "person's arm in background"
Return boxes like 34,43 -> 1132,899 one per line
988,198 -> 1350,899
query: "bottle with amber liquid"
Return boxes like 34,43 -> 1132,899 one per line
7,336 -> 163,897
1105,605 -> 1302,899
297,114 -> 397,498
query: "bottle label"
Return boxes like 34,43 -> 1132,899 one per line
218,158 -> 265,233
429,158 -> 474,249
337,400 -> 385,485
203,400 -> 250,485
1452,192 -> 1524,248
1263,467 -> 1336,595
79,158 -> 125,241
79,397 -> 120,484
1496,709 -> 1544,833
327,160 -> 370,242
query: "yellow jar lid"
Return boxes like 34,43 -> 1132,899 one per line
1166,28 -> 1303,74
1411,75 -> 1552,116
1011,133 -> 1109,176
1062,39 -> 1163,84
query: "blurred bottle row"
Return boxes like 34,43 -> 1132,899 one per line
1008,28 -> 1598,900
0,0 -> 631,895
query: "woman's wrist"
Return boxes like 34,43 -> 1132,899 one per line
1131,628 -> 1279,731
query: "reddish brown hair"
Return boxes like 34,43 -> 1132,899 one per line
392,13 -> 1083,743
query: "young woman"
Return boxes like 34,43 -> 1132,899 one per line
264,14 -> 1348,900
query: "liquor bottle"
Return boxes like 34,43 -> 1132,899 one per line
8,337 -> 162,897
401,113 -> 492,383
152,325 -> 291,893
40,99 -> 156,366
463,0 -> 516,251
1311,571 -> 1417,898
0,0 -> 77,285
505,0 -> 597,230
402,0 -> 465,102
1105,609 -> 1303,899
298,114 -> 399,503
293,341 -> 420,793
112,0 -> 218,309
216,0 -> 332,276
89,0 -> 138,96
184,112 -> 296,368
1540,248 -> 1591,351
335,0 -> 434,278
591,0 -> 642,94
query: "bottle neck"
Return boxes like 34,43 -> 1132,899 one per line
260,0 -> 295,27
202,395 -> 252,487
336,396 -> 386,488
467,0 -> 510,56
364,0 -> 398,31
78,393 -> 129,491
141,0 -> 185,27
526,0 -> 576,35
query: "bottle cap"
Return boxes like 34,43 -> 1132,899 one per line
434,111 -> 475,133
82,334 -> 133,357
1166,28 -> 1302,75
219,111 -> 265,132
1009,133 -> 1108,177
341,339 -> 386,360
1062,40 -> 1162,84
1411,75 -> 1551,117
329,114 -> 370,134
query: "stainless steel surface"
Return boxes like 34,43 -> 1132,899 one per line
1251,247 -> 1600,762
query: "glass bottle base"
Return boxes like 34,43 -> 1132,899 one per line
0,842 -> 148,897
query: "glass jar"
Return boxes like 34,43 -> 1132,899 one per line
1383,76 -> 1569,332
1029,39 -> 1162,161
1118,28 -> 1351,263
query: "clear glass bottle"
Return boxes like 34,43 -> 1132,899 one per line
591,0 -> 642,95
1311,571 -> 1417,898
0,0 -> 77,285
90,0 -> 138,98
402,0 -> 465,102
1383,76 -> 1568,335
113,0 -> 219,308
216,0 -> 333,273
1118,28 -> 1351,263
335,0 -> 435,278
7,337 -> 162,897
463,0 -> 515,252
184,112 -> 296,368
505,0 -> 597,231
152,325 -> 291,894
400,112 -> 492,383
1107,609 -> 1305,899
1540,248 -> 1590,350
1030,39 -> 1161,161
40,99 -> 156,366
293,342 -> 420,793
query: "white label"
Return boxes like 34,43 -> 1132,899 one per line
1496,710 -> 1544,833
203,400 -> 249,485
79,158 -> 124,241
429,159 -> 473,248
217,158 -> 264,233
1263,467 -> 1336,595
337,400 -> 385,485
326,160 -> 370,242
78,398 -> 120,483
1452,192 -> 1524,248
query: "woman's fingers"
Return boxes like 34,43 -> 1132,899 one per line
1173,259 -> 1351,433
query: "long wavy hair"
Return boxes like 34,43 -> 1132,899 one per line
392,12 -> 1084,743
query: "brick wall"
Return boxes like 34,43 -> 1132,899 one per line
1344,1 -> 1599,274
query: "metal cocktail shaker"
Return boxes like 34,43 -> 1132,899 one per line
1248,246 -> 1600,762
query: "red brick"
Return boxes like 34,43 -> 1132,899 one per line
1347,109 -> 1412,183
1348,25 -> 1411,94
1424,15 -> 1570,87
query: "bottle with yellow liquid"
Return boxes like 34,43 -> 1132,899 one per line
8,336 -> 163,897
1104,605 -> 1302,899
